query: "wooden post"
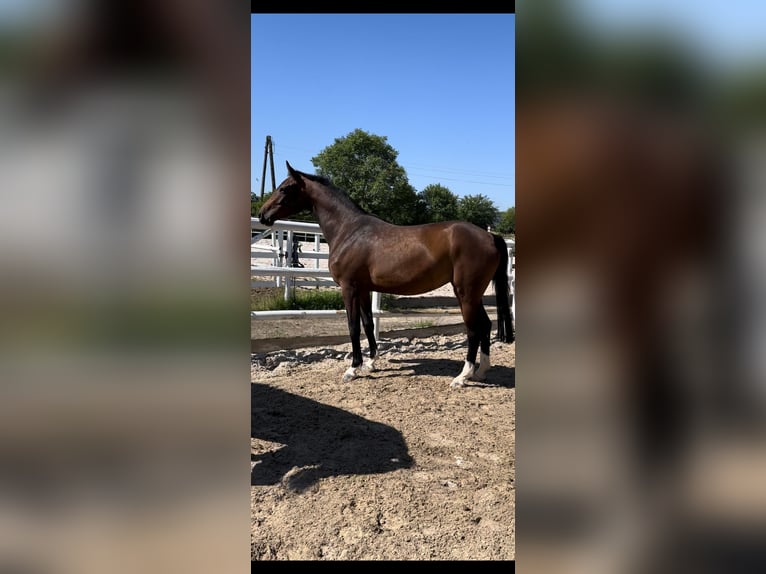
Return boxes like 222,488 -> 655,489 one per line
260,135 -> 269,198
267,136 -> 276,192
372,291 -> 381,340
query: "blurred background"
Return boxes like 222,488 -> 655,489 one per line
5,0 -> 766,571
517,0 -> 766,572
0,2 -> 249,573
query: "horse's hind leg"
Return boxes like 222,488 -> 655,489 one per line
474,303 -> 492,381
452,288 -> 490,388
359,289 -> 377,372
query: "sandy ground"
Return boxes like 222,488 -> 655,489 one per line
251,332 -> 515,560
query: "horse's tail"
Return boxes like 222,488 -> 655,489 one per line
492,234 -> 515,343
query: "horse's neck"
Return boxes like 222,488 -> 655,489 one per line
308,184 -> 364,248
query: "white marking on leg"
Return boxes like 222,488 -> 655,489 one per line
342,366 -> 358,382
451,360 -> 475,388
474,351 -> 491,380
361,357 -> 377,372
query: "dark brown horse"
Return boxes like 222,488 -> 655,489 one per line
259,161 -> 514,387
515,93 -> 736,574
518,94 -> 726,468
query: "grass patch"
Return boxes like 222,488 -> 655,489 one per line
251,287 -> 345,312
290,290 -> 345,310
380,293 -> 397,311
412,319 -> 436,329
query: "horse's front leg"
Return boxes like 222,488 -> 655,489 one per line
341,282 -> 364,382
359,289 -> 378,373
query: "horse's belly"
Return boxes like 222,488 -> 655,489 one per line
370,268 -> 451,295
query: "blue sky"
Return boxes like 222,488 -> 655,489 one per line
251,14 -> 515,211
576,0 -> 766,70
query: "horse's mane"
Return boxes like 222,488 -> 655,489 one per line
300,170 -> 369,215
301,171 -> 333,186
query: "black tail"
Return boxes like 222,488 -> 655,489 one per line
492,234 -> 515,343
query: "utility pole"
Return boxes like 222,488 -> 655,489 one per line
268,136 -> 276,194
259,135 -> 276,198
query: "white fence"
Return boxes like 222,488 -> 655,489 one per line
251,219 -> 383,338
251,219 -> 333,292
251,218 -> 515,340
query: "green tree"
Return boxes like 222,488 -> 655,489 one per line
496,207 -> 515,236
720,65 -> 766,132
517,0 -> 597,102
517,0 -> 710,111
311,129 -> 420,225
458,194 -> 499,230
418,184 -> 459,223
251,192 -> 272,218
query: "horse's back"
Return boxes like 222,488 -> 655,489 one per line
335,219 -> 501,296
518,97 -> 720,267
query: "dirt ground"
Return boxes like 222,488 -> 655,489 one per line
251,324 -> 515,561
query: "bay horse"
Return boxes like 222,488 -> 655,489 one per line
516,94 -> 737,574
258,161 -> 514,387
518,94 -> 726,473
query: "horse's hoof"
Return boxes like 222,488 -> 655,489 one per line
474,352 -> 490,380
360,358 -> 377,373
342,367 -> 358,382
451,361 -> 475,388
450,377 -> 466,389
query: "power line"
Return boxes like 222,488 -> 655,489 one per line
406,172 -> 515,187
402,163 -> 514,180
265,142 -> 515,187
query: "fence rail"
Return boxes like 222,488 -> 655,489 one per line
251,219 -> 329,290
251,219 -> 383,338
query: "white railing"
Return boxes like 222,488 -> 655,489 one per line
251,219 -> 383,339
251,219 -> 331,290
506,238 -> 516,320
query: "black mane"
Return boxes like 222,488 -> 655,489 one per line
301,172 -> 332,186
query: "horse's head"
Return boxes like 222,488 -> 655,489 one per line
258,161 -> 313,226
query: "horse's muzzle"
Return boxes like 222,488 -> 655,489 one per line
258,210 -> 273,226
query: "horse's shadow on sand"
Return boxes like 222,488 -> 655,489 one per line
382,357 -> 515,388
251,383 -> 412,492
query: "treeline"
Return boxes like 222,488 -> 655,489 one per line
251,129 -> 514,236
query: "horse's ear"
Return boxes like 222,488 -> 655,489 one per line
285,161 -> 301,182
286,161 -> 304,187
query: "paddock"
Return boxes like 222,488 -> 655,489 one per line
251,331 -> 515,560
251,218 -> 516,560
